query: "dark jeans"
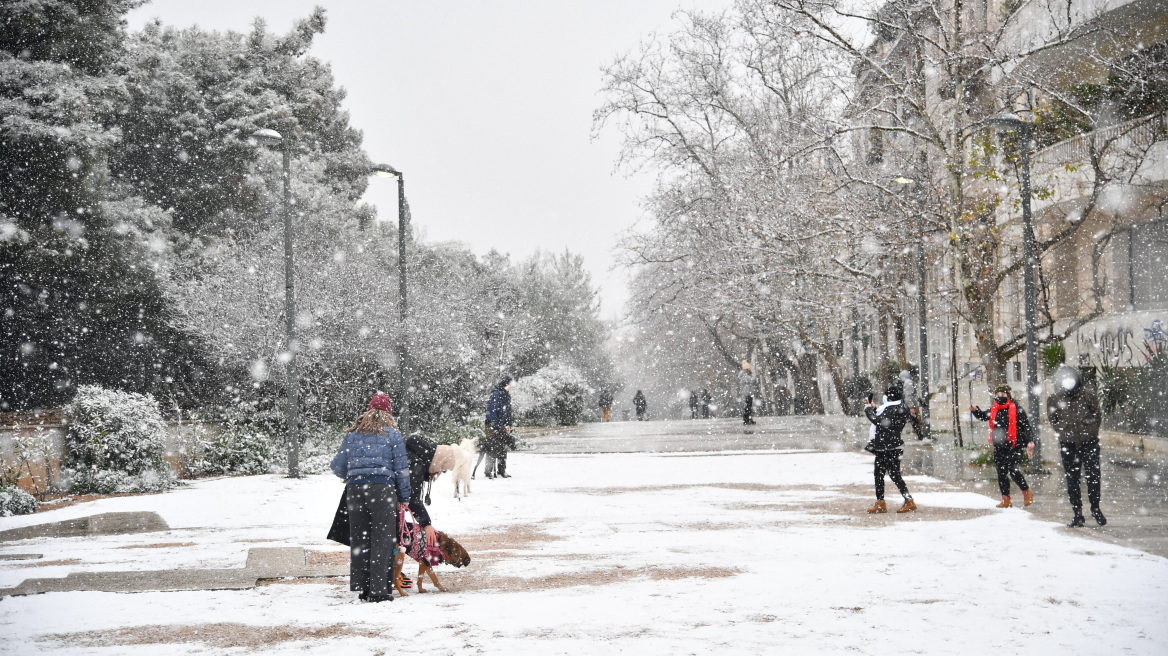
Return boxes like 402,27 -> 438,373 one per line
993,445 -> 1029,497
1060,439 -> 1102,513
874,450 -> 909,500
743,396 -> 754,424
346,482 -> 397,597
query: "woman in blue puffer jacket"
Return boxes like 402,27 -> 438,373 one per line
330,392 -> 411,603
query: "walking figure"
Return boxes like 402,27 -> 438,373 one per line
633,390 -> 648,421
475,375 -> 514,479
1048,365 -> 1106,527
598,388 -> 613,422
898,369 -> 925,439
739,361 -> 758,425
972,385 -> 1035,508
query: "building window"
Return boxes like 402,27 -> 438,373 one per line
1131,221 -> 1168,310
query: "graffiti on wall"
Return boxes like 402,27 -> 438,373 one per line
1078,319 -> 1166,367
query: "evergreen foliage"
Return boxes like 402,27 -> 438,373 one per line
62,384 -> 176,493
2,4 -> 613,436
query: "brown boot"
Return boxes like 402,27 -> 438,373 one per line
996,496 -> 1012,508
1023,490 -> 1034,507
897,498 -> 917,513
867,500 -> 888,514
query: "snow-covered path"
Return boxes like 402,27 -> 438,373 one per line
1,449 -> 1166,655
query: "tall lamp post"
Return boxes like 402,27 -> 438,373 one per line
370,163 -> 410,433
252,128 -> 300,478
987,112 -> 1043,473
894,176 -> 931,439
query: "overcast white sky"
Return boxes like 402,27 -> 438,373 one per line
127,0 -> 736,319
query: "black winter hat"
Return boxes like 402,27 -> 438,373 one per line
497,374 -> 513,389
885,385 -> 903,402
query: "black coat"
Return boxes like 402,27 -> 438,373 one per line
865,402 -> 909,452
405,434 -> 437,528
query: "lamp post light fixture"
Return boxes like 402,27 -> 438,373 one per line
986,112 -> 1043,473
252,128 -> 301,478
893,175 -> 931,439
370,163 -> 410,433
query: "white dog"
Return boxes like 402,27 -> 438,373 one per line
451,437 -> 476,499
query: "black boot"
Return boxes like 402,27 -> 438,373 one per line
1068,514 -> 1085,528
1091,507 -> 1107,526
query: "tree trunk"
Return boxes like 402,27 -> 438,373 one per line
892,311 -> 908,368
794,351 -> 825,415
969,295 -> 1008,390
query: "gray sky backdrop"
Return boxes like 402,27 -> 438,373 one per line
127,0 -> 735,319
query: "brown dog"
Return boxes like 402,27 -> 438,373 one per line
393,530 -> 471,596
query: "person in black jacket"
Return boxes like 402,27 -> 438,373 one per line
404,434 -> 457,548
633,390 -> 648,420
1048,365 -> 1105,527
599,388 -> 614,422
863,386 -> 917,513
972,385 -> 1035,508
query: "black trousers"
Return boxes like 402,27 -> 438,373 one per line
1060,439 -> 1102,513
874,450 -> 909,500
993,445 -> 1029,497
346,482 -> 397,597
743,396 -> 754,424
907,409 -> 922,437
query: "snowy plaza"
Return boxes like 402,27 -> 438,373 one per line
2,417 -> 1167,655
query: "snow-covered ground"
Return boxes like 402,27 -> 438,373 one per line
1,449 -> 1166,655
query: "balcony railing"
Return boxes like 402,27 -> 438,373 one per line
1033,112 -> 1167,173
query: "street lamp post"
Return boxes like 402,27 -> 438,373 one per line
252,128 -> 300,478
987,112 -> 1043,473
894,176 -> 930,439
370,164 -> 410,433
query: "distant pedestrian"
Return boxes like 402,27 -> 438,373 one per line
475,375 -> 514,479
329,392 -> 411,603
863,386 -> 916,513
633,390 -> 648,420
598,388 -> 614,422
700,388 -> 711,418
972,385 -> 1035,508
1047,365 -> 1105,527
738,361 -> 758,425
689,390 -> 699,419
898,369 -> 925,439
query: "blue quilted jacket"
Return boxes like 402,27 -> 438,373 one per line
330,428 -> 411,503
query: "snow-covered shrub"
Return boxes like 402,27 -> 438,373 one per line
299,426 -> 345,475
62,385 -> 177,494
512,363 -> 589,426
0,485 -> 37,516
182,426 -> 276,477
427,417 -> 485,445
